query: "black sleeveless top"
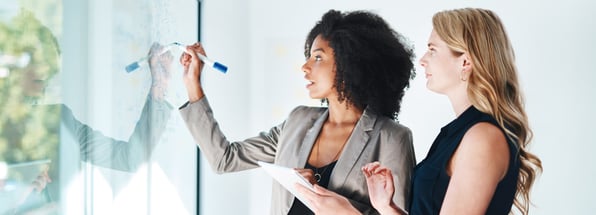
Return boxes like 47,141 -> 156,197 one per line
409,106 -> 520,215
287,161 -> 338,215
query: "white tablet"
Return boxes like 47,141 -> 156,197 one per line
257,161 -> 315,210
5,159 -> 51,183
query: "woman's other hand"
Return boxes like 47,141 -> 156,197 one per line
295,183 -> 361,215
31,168 -> 52,193
362,162 -> 407,215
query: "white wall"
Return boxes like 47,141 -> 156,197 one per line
201,0 -> 596,214
198,1 -> 253,215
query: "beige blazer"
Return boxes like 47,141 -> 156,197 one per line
180,98 -> 416,215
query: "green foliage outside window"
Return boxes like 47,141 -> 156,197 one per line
0,9 -> 61,165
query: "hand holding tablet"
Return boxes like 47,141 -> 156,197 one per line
257,161 -> 315,210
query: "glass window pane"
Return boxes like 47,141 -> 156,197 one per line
1,1 -> 197,214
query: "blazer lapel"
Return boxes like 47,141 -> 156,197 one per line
328,108 -> 377,188
296,109 -> 328,168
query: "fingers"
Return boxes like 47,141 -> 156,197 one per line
362,161 -> 382,176
294,168 -> 316,185
295,183 -> 315,196
295,183 -> 317,206
42,170 -> 52,183
32,171 -> 52,193
313,184 -> 333,196
362,161 -> 381,170
148,43 -> 167,63
148,42 -> 175,72
159,48 -> 174,66
187,42 -> 207,57
148,42 -> 162,56
180,52 -> 191,67
180,42 -> 206,73
185,43 -> 201,62
180,42 -> 207,101
362,161 -> 391,174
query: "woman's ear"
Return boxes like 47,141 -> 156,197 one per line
459,54 -> 472,82
461,53 -> 472,72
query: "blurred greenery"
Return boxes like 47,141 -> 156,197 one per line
0,1 -> 62,165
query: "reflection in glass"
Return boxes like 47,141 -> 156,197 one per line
0,3 -> 174,214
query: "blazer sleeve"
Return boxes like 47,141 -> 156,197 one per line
61,95 -> 173,172
380,124 -> 416,211
347,125 -> 415,215
179,97 -> 281,174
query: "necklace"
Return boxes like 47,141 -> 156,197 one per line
313,138 -> 346,183
313,161 -> 337,183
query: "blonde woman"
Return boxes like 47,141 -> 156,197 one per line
297,8 -> 542,215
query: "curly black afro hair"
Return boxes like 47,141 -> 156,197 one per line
304,10 -> 415,120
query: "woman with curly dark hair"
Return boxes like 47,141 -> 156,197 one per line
179,9 -> 416,215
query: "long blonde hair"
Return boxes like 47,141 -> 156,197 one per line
432,8 -> 542,215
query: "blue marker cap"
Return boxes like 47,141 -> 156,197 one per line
174,42 -> 228,74
213,62 -> 228,74
125,62 -> 140,73
125,42 -> 229,74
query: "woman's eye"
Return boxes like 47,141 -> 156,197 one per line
314,56 -> 322,61
428,49 -> 436,56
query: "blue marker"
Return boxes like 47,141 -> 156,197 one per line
173,42 -> 228,74
125,44 -> 175,73
125,42 -> 228,74
125,56 -> 148,73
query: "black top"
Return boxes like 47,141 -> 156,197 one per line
409,106 -> 520,215
287,161 -> 338,215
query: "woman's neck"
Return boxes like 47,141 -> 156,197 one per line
326,98 -> 363,125
448,92 -> 472,117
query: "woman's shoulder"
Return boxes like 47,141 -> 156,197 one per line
370,116 -> 413,148
376,117 -> 411,134
279,106 -> 327,130
373,117 -> 414,157
288,105 -> 327,118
